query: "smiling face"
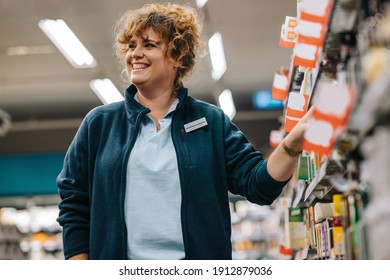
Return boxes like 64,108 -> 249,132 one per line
125,28 -> 178,93
115,4 -> 204,92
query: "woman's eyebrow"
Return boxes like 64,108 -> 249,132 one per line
143,38 -> 162,44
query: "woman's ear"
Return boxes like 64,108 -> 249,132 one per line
173,60 -> 183,68
173,59 -> 183,68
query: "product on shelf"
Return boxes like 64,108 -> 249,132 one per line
269,0 -> 390,260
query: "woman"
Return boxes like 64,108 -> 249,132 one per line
57,3 -> 310,260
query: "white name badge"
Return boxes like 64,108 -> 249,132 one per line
184,117 -> 208,133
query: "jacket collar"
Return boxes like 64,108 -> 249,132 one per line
124,84 -> 188,124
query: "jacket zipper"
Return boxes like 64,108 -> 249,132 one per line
171,107 -> 190,259
120,109 -> 149,259
180,128 -> 192,166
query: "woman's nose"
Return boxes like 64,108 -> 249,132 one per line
131,46 -> 144,58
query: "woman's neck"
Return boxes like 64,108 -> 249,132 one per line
137,88 -> 177,129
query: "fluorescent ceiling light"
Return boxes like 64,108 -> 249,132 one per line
218,89 -> 236,120
38,19 -> 96,68
196,0 -> 208,8
89,79 -> 124,104
208,32 -> 227,81
6,45 -> 55,56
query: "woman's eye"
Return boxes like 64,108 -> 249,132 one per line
145,43 -> 156,48
128,44 -> 136,49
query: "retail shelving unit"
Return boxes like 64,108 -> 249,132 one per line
0,223 -> 25,260
229,194 -> 284,259
273,0 -> 390,259
0,196 -> 63,259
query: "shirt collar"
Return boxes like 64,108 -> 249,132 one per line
134,93 -> 179,119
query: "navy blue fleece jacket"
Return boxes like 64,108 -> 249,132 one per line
57,84 -> 288,260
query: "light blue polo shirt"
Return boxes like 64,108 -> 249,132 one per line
124,95 -> 185,260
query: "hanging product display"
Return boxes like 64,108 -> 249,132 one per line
270,0 -> 390,259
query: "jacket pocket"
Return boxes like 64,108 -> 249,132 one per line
180,128 -> 193,166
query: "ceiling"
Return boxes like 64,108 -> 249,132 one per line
0,0 -> 296,154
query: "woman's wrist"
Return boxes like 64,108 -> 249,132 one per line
281,139 -> 302,157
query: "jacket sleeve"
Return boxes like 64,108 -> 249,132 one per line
223,113 -> 289,205
56,117 -> 91,259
